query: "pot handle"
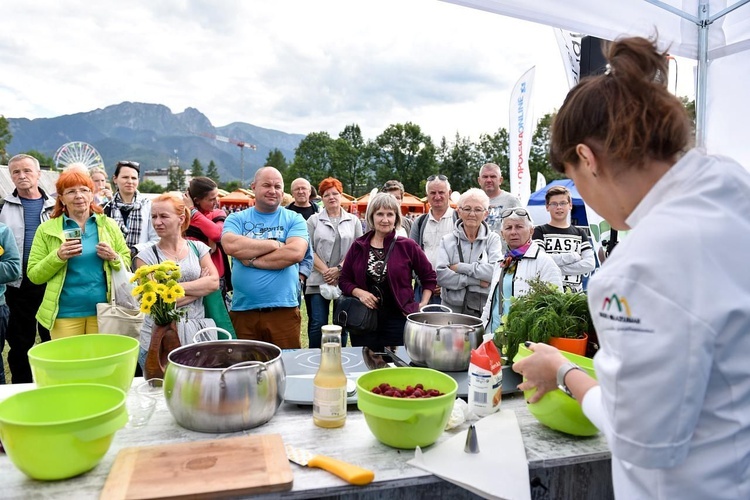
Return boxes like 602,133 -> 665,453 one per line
219,360 -> 268,386
192,327 -> 234,343
433,324 -> 476,339
420,304 -> 452,313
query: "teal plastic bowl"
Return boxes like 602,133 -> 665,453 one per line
356,367 -> 458,449
513,344 -> 598,436
28,334 -> 139,392
0,384 -> 127,480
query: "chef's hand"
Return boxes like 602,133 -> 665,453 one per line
57,239 -> 83,260
513,342 -> 568,404
354,289 -> 379,310
96,242 -> 119,262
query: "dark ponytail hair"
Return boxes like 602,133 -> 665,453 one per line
550,36 -> 692,174
188,176 -> 218,205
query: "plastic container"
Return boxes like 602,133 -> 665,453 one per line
513,344 -> 598,436
28,334 -> 139,392
0,384 -> 127,480
356,367 -> 458,449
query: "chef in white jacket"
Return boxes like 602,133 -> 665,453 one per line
513,36 -> 750,499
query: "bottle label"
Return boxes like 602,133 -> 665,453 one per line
313,386 -> 347,419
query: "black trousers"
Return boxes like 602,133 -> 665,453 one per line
5,276 -> 49,383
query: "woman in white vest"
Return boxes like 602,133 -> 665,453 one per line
304,177 -> 363,348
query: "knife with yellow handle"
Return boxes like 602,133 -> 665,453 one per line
285,445 -> 375,485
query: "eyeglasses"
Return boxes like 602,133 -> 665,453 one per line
63,188 -> 92,197
500,207 -> 530,220
427,174 -> 448,182
548,201 -> 570,208
459,207 -> 487,214
117,161 -> 140,170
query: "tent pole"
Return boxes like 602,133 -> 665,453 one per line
695,1 -> 709,148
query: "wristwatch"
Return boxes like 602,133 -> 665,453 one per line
556,362 -> 583,398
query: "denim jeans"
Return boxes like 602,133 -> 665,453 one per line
307,293 -> 348,348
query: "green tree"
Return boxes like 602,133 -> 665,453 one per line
206,160 -> 220,184
265,148 -> 288,176
25,150 -> 55,170
139,179 -> 165,193
436,133 -> 481,195
679,96 -> 696,132
166,165 -> 187,191
0,115 -> 11,163
528,113 -> 565,187
190,158 -> 204,178
476,128 -> 511,191
369,122 -> 437,195
287,132 -> 334,189
331,124 -> 372,196
221,180 -> 243,192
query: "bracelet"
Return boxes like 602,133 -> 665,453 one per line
336,264 -> 342,271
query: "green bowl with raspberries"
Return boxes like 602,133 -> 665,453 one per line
356,367 -> 457,449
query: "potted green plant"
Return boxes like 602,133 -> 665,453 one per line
494,277 -> 596,362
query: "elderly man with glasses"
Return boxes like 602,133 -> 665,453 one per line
0,154 -> 56,383
480,207 -> 561,335
409,174 -> 457,305
532,186 -> 595,292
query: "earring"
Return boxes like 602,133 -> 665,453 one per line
592,172 -> 597,178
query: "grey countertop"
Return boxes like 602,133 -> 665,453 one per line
0,380 -> 610,499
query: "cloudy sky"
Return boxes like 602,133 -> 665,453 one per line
2,0 -> 695,143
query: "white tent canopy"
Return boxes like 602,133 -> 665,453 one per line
442,0 -> 750,167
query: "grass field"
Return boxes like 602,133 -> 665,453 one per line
1,303 -> 318,384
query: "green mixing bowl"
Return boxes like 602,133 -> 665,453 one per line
356,367 -> 458,449
28,334 -> 139,392
0,384 -> 127,480
513,344 -> 598,436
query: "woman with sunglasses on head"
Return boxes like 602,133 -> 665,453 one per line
512,37 -> 750,499
339,192 -> 436,350
480,206 -> 561,334
102,161 -> 158,265
436,188 -> 502,317
27,170 -> 130,339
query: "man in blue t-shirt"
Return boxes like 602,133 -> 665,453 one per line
222,167 -> 309,348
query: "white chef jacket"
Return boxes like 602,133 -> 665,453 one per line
581,149 -> 750,499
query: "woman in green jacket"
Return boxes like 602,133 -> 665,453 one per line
27,170 -> 130,339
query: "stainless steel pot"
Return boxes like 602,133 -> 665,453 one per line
164,339 -> 286,433
404,305 -> 485,372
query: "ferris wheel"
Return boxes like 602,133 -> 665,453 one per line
53,141 -> 105,171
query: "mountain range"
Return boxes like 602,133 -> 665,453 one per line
6,102 -> 306,183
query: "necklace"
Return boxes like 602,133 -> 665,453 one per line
158,241 -> 187,261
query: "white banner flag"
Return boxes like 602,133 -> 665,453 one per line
509,66 -> 535,206
535,172 -> 547,192
553,28 -> 583,89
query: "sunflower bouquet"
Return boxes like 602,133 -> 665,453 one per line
130,260 -> 186,325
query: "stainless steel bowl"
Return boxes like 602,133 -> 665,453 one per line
404,307 -> 484,372
164,340 -> 285,433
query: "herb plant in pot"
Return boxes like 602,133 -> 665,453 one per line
497,277 -> 595,362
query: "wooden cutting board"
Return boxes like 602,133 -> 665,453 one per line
100,434 -> 293,500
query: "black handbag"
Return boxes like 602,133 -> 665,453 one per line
334,296 -> 378,335
334,238 -> 397,335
